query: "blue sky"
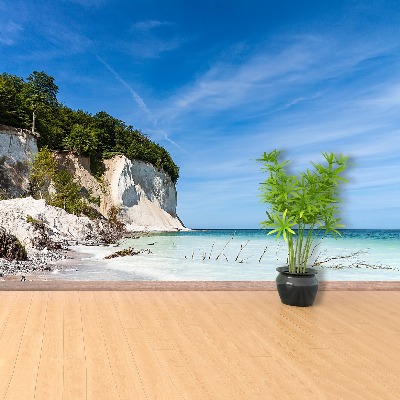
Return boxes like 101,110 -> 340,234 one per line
1,0 -> 400,229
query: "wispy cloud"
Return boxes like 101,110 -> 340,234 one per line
271,93 -> 323,113
146,128 -> 185,152
360,83 -> 400,110
44,22 -> 92,53
161,34 -> 397,123
0,21 -> 23,45
65,0 -> 107,7
124,19 -> 184,59
96,55 -> 155,123
132,20 -> 173,31
96,55 -> 184,151
127,37 -> 183,59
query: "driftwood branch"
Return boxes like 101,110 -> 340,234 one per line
235,240 -> 250,262
216,232 -> 236,261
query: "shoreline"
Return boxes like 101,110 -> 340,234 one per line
2,229 -> 399,282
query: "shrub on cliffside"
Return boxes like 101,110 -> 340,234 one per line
29,148 -> 98,216
0,228 -> 27,261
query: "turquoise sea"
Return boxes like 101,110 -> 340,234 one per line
52,229 -> 400,281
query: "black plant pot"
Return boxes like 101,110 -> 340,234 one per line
276,267 -> 319,307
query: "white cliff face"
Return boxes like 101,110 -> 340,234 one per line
0,125 -> 38,197
55,153 -> 186,231
104,156 -> 185,231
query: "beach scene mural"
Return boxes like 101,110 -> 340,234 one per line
0,1 -> 399,283
1,2 -> 400,399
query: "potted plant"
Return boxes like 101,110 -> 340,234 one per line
258,150 -> 350,306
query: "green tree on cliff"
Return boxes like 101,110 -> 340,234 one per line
29,147 -> 58,201
63,124 -> 99,156
0,73 -> 30,128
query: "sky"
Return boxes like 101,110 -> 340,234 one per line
1,0 -> 400,229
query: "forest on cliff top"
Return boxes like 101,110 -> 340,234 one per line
0,71 -> 179,183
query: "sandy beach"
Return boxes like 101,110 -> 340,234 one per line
0,284 -> 399,399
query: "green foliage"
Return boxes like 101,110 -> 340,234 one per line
29,146 -> 58,201
0,71 -> 179,183
0,73 -> 31,128
26,215 -> 43,225
89,156 -> 106,182
25,71 -> 58,108
29,148 -> 99,216
51,169 -> 85,215
93,111 -> 119,153
63,124 -> 99,155
258,150 -> 350,273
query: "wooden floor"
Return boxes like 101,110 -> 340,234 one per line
0,290 -> 399,399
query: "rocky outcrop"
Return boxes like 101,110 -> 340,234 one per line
0,125 -> 39,198
0,197 -> 99,248
0,228 -> 27,261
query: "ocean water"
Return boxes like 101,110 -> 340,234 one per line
51,229 -> 400,281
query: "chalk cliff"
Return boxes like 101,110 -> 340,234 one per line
104,156 -> 185,231
0,125 -> 38,198
57,153 -> 185,231
0,125 -> 185,231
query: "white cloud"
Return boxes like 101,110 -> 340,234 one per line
159,33 -> 398,125
125,19 -> 182,59
127,37 -> 183,59
0,21 -> 22,45
44,23 -> 92,53
132,20 -> 173,31
96,55 -> 155,123
361,84 -> 400,110
65,0 -> 106,7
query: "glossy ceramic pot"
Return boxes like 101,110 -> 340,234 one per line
276,267 -> 318,307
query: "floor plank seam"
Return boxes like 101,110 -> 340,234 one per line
62,293 -> 64,400
33,292 -> 49,400
136,292 -> 186,400
171,291 -> 248,399
228,296 -> 324,398
78,292 -> 88,400
93,292 -> 122,400
110,292 -> 149,399
3,292 -> 33,400
151,292 -> 209,400
0,293 -> 17,343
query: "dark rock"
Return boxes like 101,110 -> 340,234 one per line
104,247 -> 152,259
0,227 -> 27,261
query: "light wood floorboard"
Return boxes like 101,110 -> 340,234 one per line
0,290 -> 398,399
